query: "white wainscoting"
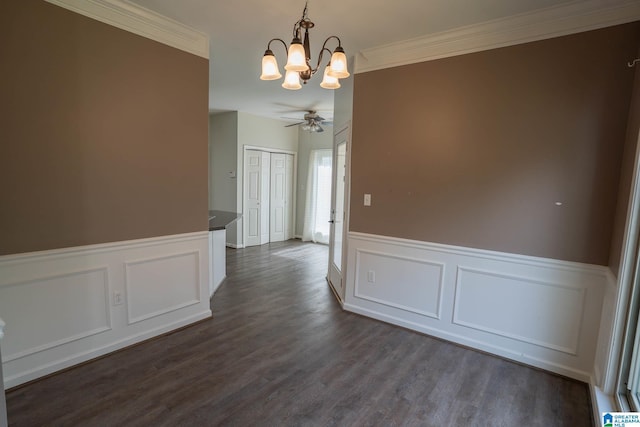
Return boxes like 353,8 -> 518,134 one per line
125,251 -> 201,324
0,232 -> 211,389
354,250 -> 444,319
345,232 -> 610,382
209,230 -> 227,297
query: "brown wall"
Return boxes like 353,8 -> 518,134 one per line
609,47 -> 640,276
350,23 -> 640,265
0,1 -> 209,255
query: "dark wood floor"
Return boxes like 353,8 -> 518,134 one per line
6,240 -> 593,426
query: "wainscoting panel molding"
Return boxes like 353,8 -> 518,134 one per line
0,232 -> 211,388
344,232 -> 609,382
125,251 -> 200,324
453,267 -> 585,355
0,267 -> 111,362
354,249 -> 444,319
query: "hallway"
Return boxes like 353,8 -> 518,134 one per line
6,240 -> 592,426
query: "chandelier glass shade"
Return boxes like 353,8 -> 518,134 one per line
284,41 -> 307,72
260,2 -> 350,90
319,66 -> 340,89
260,51 -> 282,80
282,70 -> 302,90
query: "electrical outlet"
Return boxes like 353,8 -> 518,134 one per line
364,194 -> 372,206
367,270 -> 375,283
113,290 -> 124,306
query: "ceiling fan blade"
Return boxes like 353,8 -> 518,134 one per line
284,121 -> 304,127
273,102 -> 322,113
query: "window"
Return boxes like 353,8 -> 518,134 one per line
618,249 -> 640,410
302,149 -> 333,244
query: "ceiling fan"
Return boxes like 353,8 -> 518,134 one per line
284,110 -> 331,133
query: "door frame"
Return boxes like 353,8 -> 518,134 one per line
611,127 -> 640,402
241,145 -> 297,248
327,122 -> 352,303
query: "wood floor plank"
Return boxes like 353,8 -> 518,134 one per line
5,240 -> 593,426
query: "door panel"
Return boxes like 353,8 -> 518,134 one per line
260,151 -> 271,245
285,154 -> 294,240
248,171 -> 259,200
270,153 -> 286,242
248,208 -> 259,238
328,127 -> 349,300
244,150 -> 262,247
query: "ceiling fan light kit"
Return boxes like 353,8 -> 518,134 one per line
260,1 -> 350,90
283,110 -> 329,133
303,122 -> 324,133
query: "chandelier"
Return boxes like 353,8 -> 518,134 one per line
259,1 -> 350,90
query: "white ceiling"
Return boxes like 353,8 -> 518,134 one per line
128,0 -> 580,121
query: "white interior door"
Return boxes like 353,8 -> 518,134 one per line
244,148 -> 294,247
244,149 -> 262,247
285,154 -> 294,240
260,151 -> 271,245
328,127 -> 349,299
270,153 -> 286,242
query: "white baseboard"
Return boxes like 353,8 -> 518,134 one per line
211,275 -> 226,296
226,243 -> 245,249
0,231 -> 212,388
345,232 -> 610,382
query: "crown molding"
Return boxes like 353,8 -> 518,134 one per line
354,0 -> 640,74
45,0 -> 209,59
